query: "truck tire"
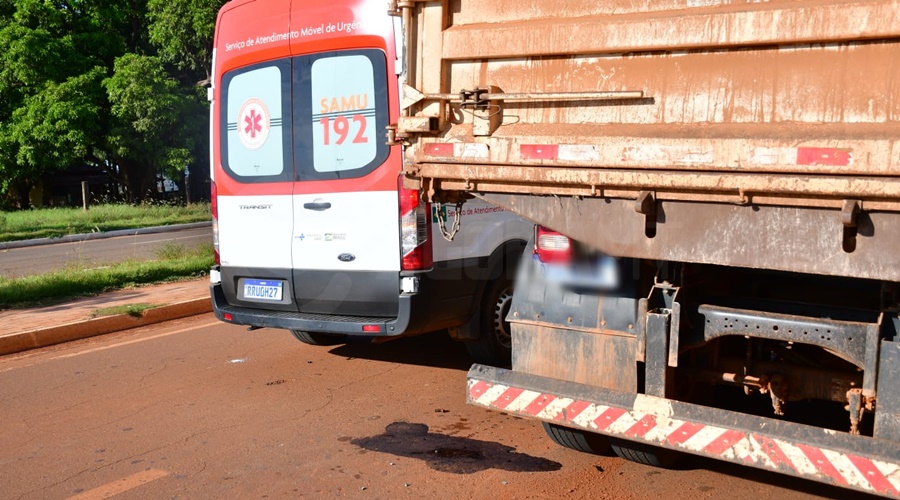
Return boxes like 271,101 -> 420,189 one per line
542,422 -> 611,455
290,330 -> 348,346
609,438 -> 682,468
464,276 -> 513,366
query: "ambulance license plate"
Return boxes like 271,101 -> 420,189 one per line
243,279 -> 283,301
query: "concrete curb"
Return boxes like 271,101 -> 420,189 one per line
0,221 -> 212,250
0,297 -> 212,356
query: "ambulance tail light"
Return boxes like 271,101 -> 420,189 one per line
211,181 -> 220,265
534,226 -> 573,264
399,176 -> 433,271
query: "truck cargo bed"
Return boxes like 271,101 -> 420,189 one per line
397,0 -> 900,280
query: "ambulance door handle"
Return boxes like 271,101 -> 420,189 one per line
303,202 -> 332,211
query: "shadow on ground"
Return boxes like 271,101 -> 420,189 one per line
351,421 -> 561,474
328,331 -> 474,371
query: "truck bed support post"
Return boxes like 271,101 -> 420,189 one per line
645,312 -> 670,397
864,318 -> 883,397
875,339 -> 900,441
641,284 -> 680,398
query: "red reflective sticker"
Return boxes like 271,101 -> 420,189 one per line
424,143 -> 454,157
796,147 -> 851,166
520,144 -> 559,160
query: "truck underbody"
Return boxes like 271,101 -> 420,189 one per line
473,251 -> 900,495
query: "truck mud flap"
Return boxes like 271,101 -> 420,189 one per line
468,364 -> 900,498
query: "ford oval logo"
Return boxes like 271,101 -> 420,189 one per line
337,253 -> 356,262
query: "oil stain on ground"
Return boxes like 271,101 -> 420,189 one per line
351,422 -> 562,474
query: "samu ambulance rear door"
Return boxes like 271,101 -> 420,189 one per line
288,4 -> 401,317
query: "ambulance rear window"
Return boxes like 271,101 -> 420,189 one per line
293,49 -> 389,181
218,50 -> 388,184
220,60 -> 293,183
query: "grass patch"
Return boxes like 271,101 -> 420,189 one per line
0,203 -> 210,242
0,245 -> 213,308
154,241 -> 189,261
91,303 -> 159,318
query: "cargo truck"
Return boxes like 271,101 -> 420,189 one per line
393,0 -> 900,496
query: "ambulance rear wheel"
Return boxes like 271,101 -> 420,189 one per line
465,276 -> 513,366
290,330 -> 348,346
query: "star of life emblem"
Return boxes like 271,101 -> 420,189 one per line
237,98 -> 270,150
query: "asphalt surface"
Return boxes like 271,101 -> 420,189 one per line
0,226 -> 212,278
0,224 -> 870,498
0,314 -> 857,499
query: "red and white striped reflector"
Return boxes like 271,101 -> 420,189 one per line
752,146 -> 853,167
513,144 -> 854,167
520,144 -> 559,160
521,144 -> 602,161
469,379 -> 900,497
424,143 -> 855,168
423,143 -> 489,159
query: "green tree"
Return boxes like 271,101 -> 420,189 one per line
0,0 -> 122,207
9,67 -> 106,169
147,0 -> 223,84
146,0 -> 225,199
104,53 -> 195,200
0,0 -> 224,208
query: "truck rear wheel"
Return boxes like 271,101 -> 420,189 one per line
609,438 -> 682,468
542,422 -> 611,455
290,330 -> 348,346
464,276 -> 513,366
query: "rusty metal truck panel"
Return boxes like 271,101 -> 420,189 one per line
395,0 -> 900,279
478,193 -> 900,282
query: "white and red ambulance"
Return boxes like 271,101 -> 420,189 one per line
208,0 -> 531,363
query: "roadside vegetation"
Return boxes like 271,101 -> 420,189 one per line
92,303 -> 159,318
0,1 -> 227,208
0,243 -> 212,308
0,203 -> 210,242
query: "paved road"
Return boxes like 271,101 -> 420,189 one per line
0,314 -> 859,499
0,227 -> 211,278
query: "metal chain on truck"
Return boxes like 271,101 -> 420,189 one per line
435,200 -> 464,242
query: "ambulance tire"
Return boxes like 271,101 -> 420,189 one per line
609,438 -> 682,468
290,330 -> 348,346
542,422 -> 611,455
464,276 -> 514,367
